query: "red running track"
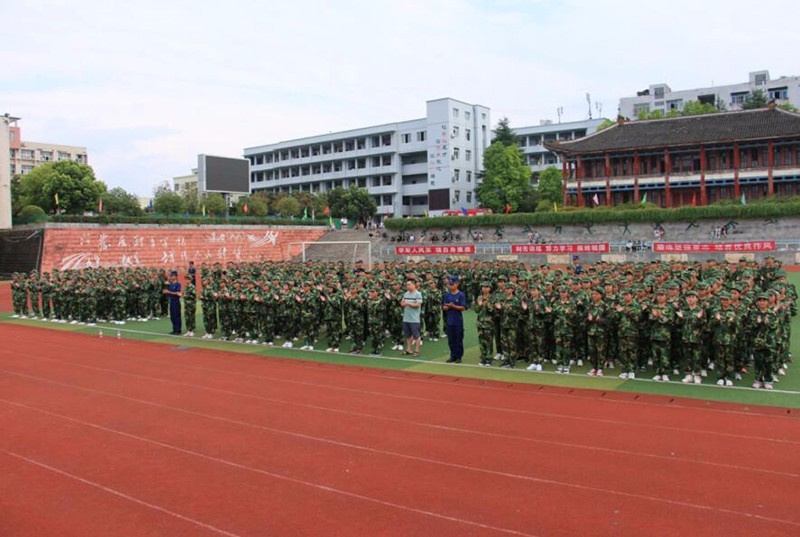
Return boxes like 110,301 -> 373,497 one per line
1,324 -> 799,537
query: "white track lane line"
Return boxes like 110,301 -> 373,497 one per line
3,346 -> 797,446
0,399 -> 542,537
2,450 -> 241,537
2,367 -> 797,480
2,384 -> 800,529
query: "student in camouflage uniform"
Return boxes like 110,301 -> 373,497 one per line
650,289 -> 675,382
366,287 -> 386,355
323,284 -> 344,352
345,286 -> 366,354
677,289 -> 706,384
552,287 -> 576,374
183,279 -> 197,337
585,288 -> 608,377
712,292 -> 738,386
615,288 -> 641,379
474,281 -> 495,367
496,284 -> 522,369
524,285 -> 550,371
751,293 -> 777,389
201,278 -> 219,338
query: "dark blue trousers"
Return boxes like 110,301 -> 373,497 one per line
169,299 -> 182,334
446,324 -> 464,360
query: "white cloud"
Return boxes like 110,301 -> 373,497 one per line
2,0 -> 798,195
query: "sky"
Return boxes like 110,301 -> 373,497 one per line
2,0 -> 798,196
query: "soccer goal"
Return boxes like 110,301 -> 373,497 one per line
286,241 -> 372,268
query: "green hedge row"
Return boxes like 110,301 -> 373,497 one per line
45,214 -> 328,227
384,203 -> 800,231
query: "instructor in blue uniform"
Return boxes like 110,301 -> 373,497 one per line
163,270 -> 183,335
443,275 -> 467,363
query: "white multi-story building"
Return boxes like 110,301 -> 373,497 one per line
619,70 -> 800,120
173,168 -> 198,195
513,118 -> 607,179
244,98 -> 490,219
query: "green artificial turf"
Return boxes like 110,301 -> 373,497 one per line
3,273 -> 800,409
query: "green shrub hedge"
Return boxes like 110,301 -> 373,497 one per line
15,205 -> 48,225
46,214 -> 327,226
384,202 -> 800,231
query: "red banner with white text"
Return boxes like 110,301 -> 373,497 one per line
395,245 -> 476,255
653,241 -> 776,253
511,243 -> 609,254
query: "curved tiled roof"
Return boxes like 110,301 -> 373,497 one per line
546,108 -> 800,155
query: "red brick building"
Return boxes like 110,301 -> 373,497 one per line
545,106 -> 800,207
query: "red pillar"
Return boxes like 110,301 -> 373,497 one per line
604,153 -> 612,206
561,158 -> 568,206
733,143 -> 741,199
699,145 -> 708,205
768,141 -> 775,196
576,157 -> 585,207
633,152 -> 640,203
664,148 -> 672,208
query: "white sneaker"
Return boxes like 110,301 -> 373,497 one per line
693,375 -> 702,384
577,359 -> 584,367
700,369 -> 708,378
588,369 -> 597,376
725,380 -> 733,387
647,358 -> 653,366
333,348 -> 339,353
682,374 -> 693,384
11,314 -> 19,318
628,372 -> 635,380
326,347 -> 333,352
708,362 -> 715,370
763,382 -> 774,390
493,353 -> 502,361
653,374 -> 663,382
608,362 -> 615,370
285,342 -> 293,349
752,381 -> 763,389
619,372 -> 629,380
672,369 -> 680,375
716,379 -> 725,386
536,364 -> 543,371
661,375 -> 670,382
596,369 -> 604,377
734,373 -> 743,381
526,364 -> 537,371
778,368 -> 786,376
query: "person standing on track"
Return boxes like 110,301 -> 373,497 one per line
443,275 -> 467,364
163,270 -> 183,335
401,279 -> 423,357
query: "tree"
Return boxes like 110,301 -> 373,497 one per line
19,161 -> 106,214
327,186 -> 377,223
152,182 -> 186,215
596,118 -> 616,131
475,141 -> 531,213
234,195 -> 268,217
10,175 -> 23,215
202,193 -> 227,216
101,187 -> 143,216
778,102 -> 798,113
273,196 -> 301,217
491,117 -> 518,146
681,100 -> 718,116
536,166 -> 563,204
517,186 -> 540,213
743,89 -> 768,110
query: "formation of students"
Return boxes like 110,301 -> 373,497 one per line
9,256 -> 795,389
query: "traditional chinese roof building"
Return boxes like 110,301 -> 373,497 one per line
545,105 -> 800,207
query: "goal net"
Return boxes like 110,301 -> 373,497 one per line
286,241 -> 372,268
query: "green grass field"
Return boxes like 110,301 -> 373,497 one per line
4,275 -> 800,409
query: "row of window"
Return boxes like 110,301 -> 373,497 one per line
10,148 -> 83,162
451,169 -> 473,183
252,155 -> 395,181
518,130 -> 587,147
453,107 -> 488,123
570,144 -> 800,180
248,134 -> 394,165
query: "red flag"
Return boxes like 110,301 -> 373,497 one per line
243,203 -> 249,214
323,205 -> 330,216
691,192 -> 697,207
505,203 -> 511,214
98,197 -> 103,213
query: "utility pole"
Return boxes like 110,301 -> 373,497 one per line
0,113 -> 18,230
